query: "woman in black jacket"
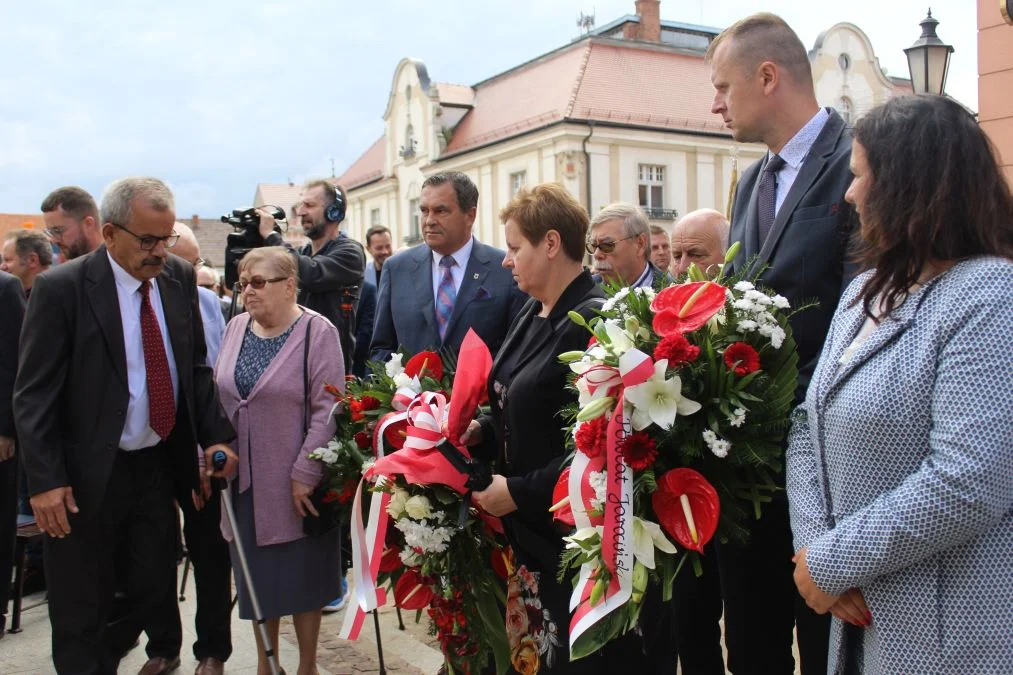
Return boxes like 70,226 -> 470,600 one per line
464,183 -> 670,673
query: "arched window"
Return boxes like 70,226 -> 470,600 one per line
838,97 -> 854,124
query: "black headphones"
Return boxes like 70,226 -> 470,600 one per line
325,184 -> 346,223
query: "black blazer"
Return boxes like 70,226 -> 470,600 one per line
14,248 -> 236,515
478,270 -> 604,570
0,271 -> 25,439
727,108 -> 857,401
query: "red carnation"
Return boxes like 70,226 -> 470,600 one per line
653,334 -> 700,367
618,432 -> 659,471
348,399 -> 365,422
575,416 -> 608,458
403,351 -> 444,381
354,431 -> 371,449
359,396 -> 381,411
724,342 -> 760,377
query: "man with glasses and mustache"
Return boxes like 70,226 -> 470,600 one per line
41,186 -> 104,261
588,202 -> 671,288
15,177 -> 238,674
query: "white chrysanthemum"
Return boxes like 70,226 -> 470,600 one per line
770,327 -> 786,349
733,281 -> 755,292
702,429 -> 731,458
772,294 -> 790,309
633,287 -> 656,301
395,519 -> 456,554
744,289 -> 772,305
385,353 -> 405,378
729,408 -> 747,427
737,319 -> 758,333
399,548 -> 422,567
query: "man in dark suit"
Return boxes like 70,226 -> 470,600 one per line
707,13 -> 855,675
0,270 -> 25,639
370,171 -> 527,362
15,177 -> 238,674
588,202 -> 671,289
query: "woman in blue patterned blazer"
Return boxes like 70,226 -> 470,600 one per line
786,94 -> 1013,674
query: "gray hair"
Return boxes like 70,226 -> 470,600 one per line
100,177 -> 175,226
422,171 -> 479,212
590,202 -> 651,239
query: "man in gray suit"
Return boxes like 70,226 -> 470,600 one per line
707,12 -> 856,675
370,172 -> 527,362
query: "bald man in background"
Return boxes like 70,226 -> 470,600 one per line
133,223 -> 232,675
670,209 -> 730,278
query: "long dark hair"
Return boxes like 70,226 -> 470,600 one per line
851,95 -> 1013,318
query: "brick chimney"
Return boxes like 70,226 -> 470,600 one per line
624,0 -> 661,42
191,214 -> 200,228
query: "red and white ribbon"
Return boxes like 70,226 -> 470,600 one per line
568,348 -> 654,651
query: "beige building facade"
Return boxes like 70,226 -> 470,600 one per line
979,0 -> 1013,183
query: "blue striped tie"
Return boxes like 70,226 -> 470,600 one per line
435,255 -> 457,339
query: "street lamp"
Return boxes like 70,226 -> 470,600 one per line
904,8 -> 954,95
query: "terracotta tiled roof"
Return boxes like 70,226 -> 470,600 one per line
570,42 -> 727,133
182,216 -> 234,270
889,77 -> 914,95
435,82 -> 475,107
0,214 -> 45,239
443,43 -> 589,154
336,136 -> 386,190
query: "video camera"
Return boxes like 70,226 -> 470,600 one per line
222,205 -> 287,289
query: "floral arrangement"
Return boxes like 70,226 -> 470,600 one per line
379,475 -> 511,674
309,349 -> 453,523
553,245 -> 803,658
334,332 -> 516,675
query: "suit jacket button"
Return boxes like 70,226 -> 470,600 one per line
117,409 -> 123,416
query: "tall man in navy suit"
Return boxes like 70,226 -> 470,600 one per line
370,172 -> 527,362
707,13 -> 856,675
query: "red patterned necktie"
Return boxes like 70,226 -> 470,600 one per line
139,280 -> 175,440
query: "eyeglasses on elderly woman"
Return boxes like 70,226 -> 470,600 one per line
236,276 -> 290,292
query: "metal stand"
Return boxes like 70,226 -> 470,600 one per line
396,606 -> 405,630
373,609 -> 387,675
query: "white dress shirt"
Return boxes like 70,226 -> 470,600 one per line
772,107 -> 830,215
431,236 -> 475,301
108,252 -> 179,450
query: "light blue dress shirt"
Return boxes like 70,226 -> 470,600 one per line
430,236 -> 475,301
197,285 -> 226,366
107,252 -> 179,450
772,107 -> 831,215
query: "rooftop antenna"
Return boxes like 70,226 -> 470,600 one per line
577,8 -> 595,35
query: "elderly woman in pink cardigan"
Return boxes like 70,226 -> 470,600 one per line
214,247 -> 343,675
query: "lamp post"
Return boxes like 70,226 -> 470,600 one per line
904,8 -> 954,95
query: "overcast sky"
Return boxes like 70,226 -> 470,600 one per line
0,0 -> 975,218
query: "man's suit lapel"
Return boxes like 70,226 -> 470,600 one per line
411,246 -> 439,340
443,240 -> 489,342
741,165 -> 763,263
84,247 -> 128,387
756,111 -> 847,267
156,265 -> 189,384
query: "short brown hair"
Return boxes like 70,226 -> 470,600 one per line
40,186 -> 99,222
238,246 -> 299,285
4,229 -> 54,267
365,225 -> 391,248
499,183 -> 588,262
706,13 -> 813,90
304,180 -> 346,221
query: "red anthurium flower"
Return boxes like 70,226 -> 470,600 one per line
652,468 -> 720,554
381,417 -> 409,451
651,281 -> 727,336
724,342 -> 760,376
394,569 -> 435,610
550,467 -> 575,527
378,546 -> 402,574
490,547 -> 511,580
403,351 -> 444,381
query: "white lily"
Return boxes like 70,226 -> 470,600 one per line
631,516 -> 677,569
624,359 -> 702,430
563,525 -> 603,550
603,321 -> 635,357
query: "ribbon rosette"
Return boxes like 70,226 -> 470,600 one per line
339,330 -> 494,640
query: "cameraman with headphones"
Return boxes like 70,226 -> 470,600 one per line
258,180 -> 366,373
